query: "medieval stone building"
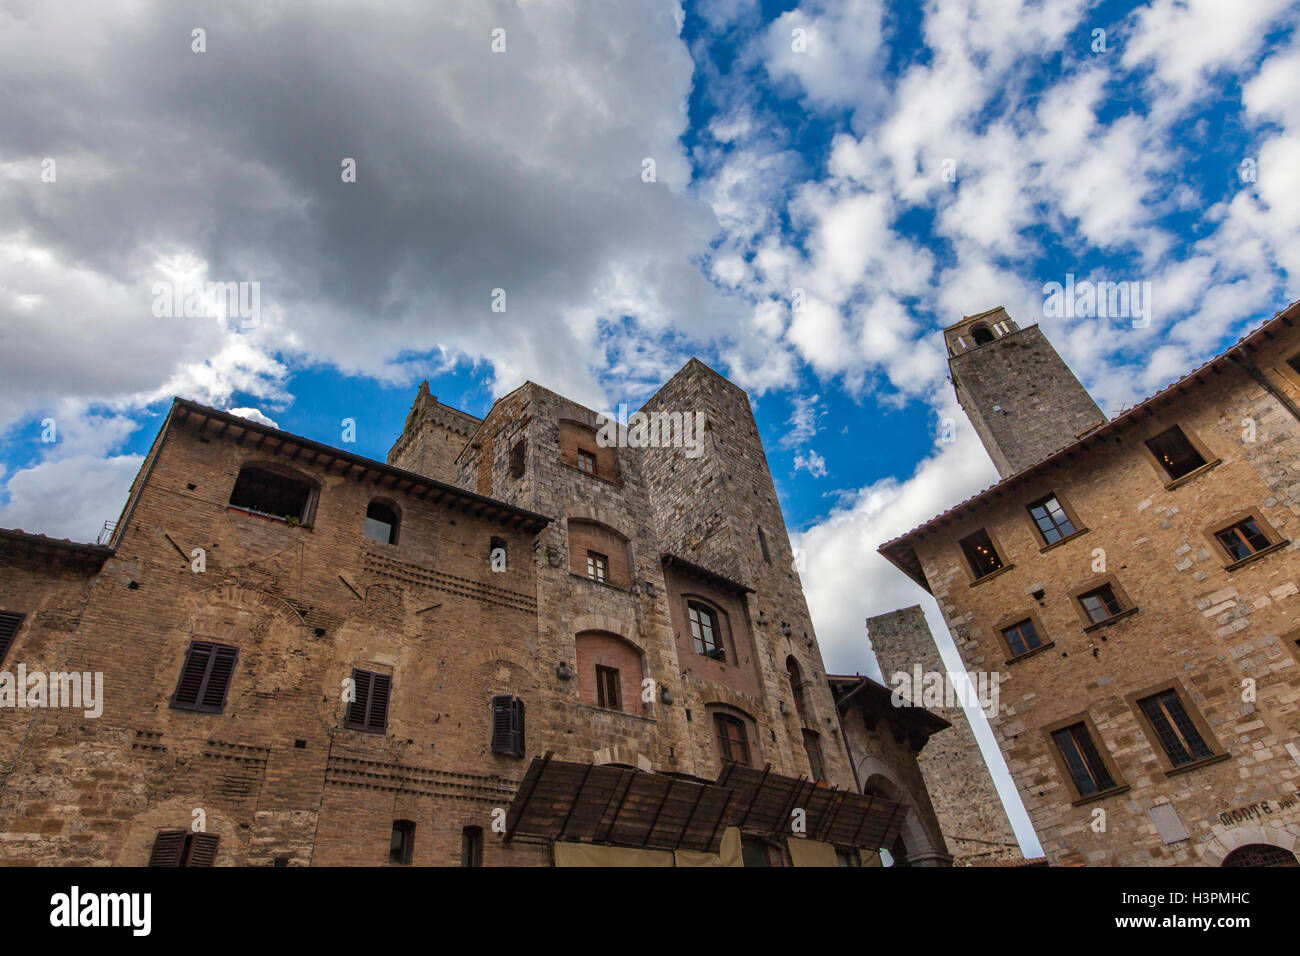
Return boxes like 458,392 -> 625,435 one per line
0,358 -> 947,867
880,302 -> 1300,866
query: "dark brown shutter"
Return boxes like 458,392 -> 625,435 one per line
0,611 -> 24,665
185,833 -> 220,867
367,672 -> 391,732
199,646 -> 238,711
345,669 -> 390,732
491,696 -> 524,756
345,669 -> 372,729
171,641 -> 238,713
148,830 -> 187,867
171,643 -> 213,708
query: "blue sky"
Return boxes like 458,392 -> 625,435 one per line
2,0 -> 1299,854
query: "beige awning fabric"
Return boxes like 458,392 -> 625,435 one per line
554,842 -> 673,867
718,826 -> 743,867
673,849 -> 723,866
787,837 -> 838,867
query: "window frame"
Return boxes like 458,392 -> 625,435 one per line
227,462 -> 319,525
1124,681 -> 1226,776
958,527 -> 1012,584
343,667 -> 392,734
713,712 -> 751,767
586,550 -> 608,583
170,640 -> 240,714
363,498 -> 400,545
1025,492 -> 1086,550
688,600 -> 726,662
992,611 -> 1054,664
1069,575 -> 1138,631
802,729 -> 827,784
595,664 -> 622,711
576,448 -> 596,474
1140,424 -> 1220,489
390,820 -> 415,865
1204,510 -> 1288,570
461,826 -> 484,867
491,695 -> 526,757
1043,713 -> 1128,805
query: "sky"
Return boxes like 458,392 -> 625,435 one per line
2,0 -> 1299,857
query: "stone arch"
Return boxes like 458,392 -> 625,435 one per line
592,745 -> 653,772
860,766 -> 949,867
570,613 -> 642,649
1199,823 -> 1300,866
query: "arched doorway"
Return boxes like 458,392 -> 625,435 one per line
1221,844 -> 1299,867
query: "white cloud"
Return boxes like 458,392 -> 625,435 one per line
793,449 -> 828,477
227,407 -> 279,429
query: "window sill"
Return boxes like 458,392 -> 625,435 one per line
1039,528 -> 1090,554
1071,784 -> 1131,807
1162,751 -> 1231,779
577,703 -> 655,723
1082,606 -> 1139,633
969,563 -> 1015,588
561,462 -> 623,487
342,724 -> 387,735
1162,458 -> 1222,491
569,571 -> 632,592
227,506 -> 313,530
1224,540 -> 1291,572
1005,641 -> 1056,666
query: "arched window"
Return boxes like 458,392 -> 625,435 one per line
786,656 -> 805,717
713,713 -> 750,766
364,499 -> 399,544
559,420 -> 617,481
508,440 -> 526,478
490,536 -> 507,571
970,324 -> 995,345
1221,844 -> 1299,867
568,519 -> 631,588
688,600 -> 725,661
229,463 -> 316,523
575,631 -> 645,714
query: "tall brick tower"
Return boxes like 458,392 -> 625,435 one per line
866,606 -> 1022,865
946,307 -> 1106,478
387,381 -> 483,484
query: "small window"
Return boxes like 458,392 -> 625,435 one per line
595,665 -> 621,711
1051,722 -> 1117,797
577,449 -> 596,474
1137,689 -> 1213,767
786,657 -> 805,718
1027,494 -> 1076,545
714,713 -> 750,766
1214,518 -> 1274,562
171,641 -> 239,713
462,826 -> 484,867
970,324 -> 995,345
586,551 -> 608,582
0,611 -> 25,665
959,529 -> 1005,579
344,668 -> 391,733
1078,585 -> 1124,625
390,820 -> 415,865
1145,426 -> 1207,482
508,440 -> 526,478
758,526 -> 771,563
1287,354 -> 1300,379
741,837 -> 779,867
1002,619 -> 1043,658
689,602 -> 725,661
229,464 -> 313,522
491,695 -> 525,757
364,500 -> 398,544
149,830 -> 220,867
802,729 -> 826,783
490,536 -> 507,571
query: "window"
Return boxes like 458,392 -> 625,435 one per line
0,611 -> 24,665
490,536 -> 507,571
1028,494 -> 1077,545
586,551 -> 607,582
508,440 -> 526,478
970,324 -> 995,345
1222,844 -> 1300,867
149,830 -> 219,867
714,713 -> 750,766
1002,618 -> 1043,658
462,826 -> 484,867
802,730 -> 826,783
577,449 -> 596,474
390,821 -> 415,865
1051,723 -> 1117,797
171,641 -> 239,713
1078,585 -> 1124,625
364,500 -> 398,544
741,837 -> 780,867
229,464 -> 313,522
595,665 -> 621,711
344,668 -> 391,733
758,525 -> 771,563
689,602 -> 725,661
491,695 -> 525,757
1288,354 -> 1300,379
1145,426 -> 1207,482
786,657 -> 805,718
959,529 -> 1005,579
1137,689 -> 1213,767
1214,517 -> 1274,562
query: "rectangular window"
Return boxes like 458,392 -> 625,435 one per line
0,611 -> 25,666
229,465 -> 313,522
171,641 -> 239,713
802,730 -> 826,783
1051,723 -> 1116,797
1002,618 -> 1043,658
1078,585 -> 1123,624
689,602 -> 725,661
390,820 -> 415,865
491,695 -> 525,757
1027,494 -> 1077,545
595,665 -> 621,711
148,830 -> 220,867
714,713 -> 750,766
344,668 -> 391,733
1214,518 -> 1274,562
1145,426 -> 1207,482
462,826 -> 484,867
758,526 -> 771,563
577,449 -> 596,474
959,529 -> 1005,579
586,551 -> 607,582
1137,689 -> 1213,767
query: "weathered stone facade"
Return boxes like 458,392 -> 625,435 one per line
866,606 -> 1021,864
882,303 -> 1300,866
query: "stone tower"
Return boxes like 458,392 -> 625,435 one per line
387,381 -> 483,484
946,307 -> 1106,478
867,605 -> 1022,865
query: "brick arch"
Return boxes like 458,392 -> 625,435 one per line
592,745 -> 653,771
190,585 -> 304,634
459,647 -> 538,679
570,613 -> 641,648
567,518 -> 633,587
703,699 -> 765,769
575,630 -> 646,714
1199,823 -> 1300,866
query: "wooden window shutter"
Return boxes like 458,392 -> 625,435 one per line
0,611 -> 24,665
171,641 -> 239,713
185,833 -> 220,867
491,696 -> 524,756
346,669 -> 390,733
367,672 -> 391,731
148,830 -> 187,867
